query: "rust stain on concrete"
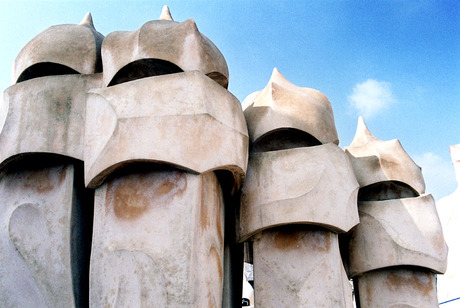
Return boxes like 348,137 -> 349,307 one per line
106,175 -> 149,220
385,271 -> 434,297
23,168 -> 58,193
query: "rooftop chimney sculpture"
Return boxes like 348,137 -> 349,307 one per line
239,68 -> 359,307
0,6 -> 448,308
344,117 -> 447,307
84,7 -> 248,307
0,13 -> 102,307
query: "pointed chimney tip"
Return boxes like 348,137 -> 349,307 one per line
80,12 -> 95,28
268,67 -> 290,86
350,116 -> 378,147
160,5 -> 174,21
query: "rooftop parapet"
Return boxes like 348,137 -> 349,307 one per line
12,13 -> 104,84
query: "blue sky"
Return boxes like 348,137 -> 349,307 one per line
0,1 -> 458,200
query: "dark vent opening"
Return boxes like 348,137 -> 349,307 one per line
252,128 -> 321,153
358,181 -> 419,202
206,71 -> 228,89
16,62 -> 80,83
108,59 -> 183,86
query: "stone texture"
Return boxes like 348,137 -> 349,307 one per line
86,8 -> 247,307
436,143 -> 460,305
84,71 -> 248,189
242,68 -> 339,146
240,144 -> 359,241
345,117 -> 447,307
239,68 -> 355,307
348,195 -> 447,277
90,170 -> 224,307
0,13 -> 101,308
0,74 -> 102,167
355,268 -> 438,308
0,163 -> 92,307
252,227 -> 353,307
345,117 -> 425,196
3,6 -> 451,307
100,12 -> 228,88
12,13 -> 104,83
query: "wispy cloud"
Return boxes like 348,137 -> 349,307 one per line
348,79 -> 395,118
413,152 -> 456,200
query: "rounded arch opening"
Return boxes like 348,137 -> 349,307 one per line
206,71 -> 228,89
16,62 -> 80,83
252,128 -> 321,153
108,58 -> 184,86
358,180 -> 420,202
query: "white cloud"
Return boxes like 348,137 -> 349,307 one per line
348,79 -> 395,118
413,152 -> 456,201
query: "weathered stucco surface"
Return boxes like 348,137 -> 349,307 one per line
344,117 -> 446,307
0,6 -> 449,308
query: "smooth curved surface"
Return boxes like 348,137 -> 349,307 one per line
0,74 -> 102,168
12,13 -> 104,83
239,143 -> 359,241
101,16 -> 228,88
242,68 -> 339,146
84,71 -> 248,189
348,194 -> 447,277
345,116 -> 425,195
